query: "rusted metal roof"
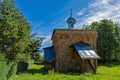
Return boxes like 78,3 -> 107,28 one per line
74,44 -> 100,59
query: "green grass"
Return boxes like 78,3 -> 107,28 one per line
9,62 -> 120,80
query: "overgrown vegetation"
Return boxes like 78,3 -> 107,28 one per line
83,19 -> 120,61
9,62 -> 120,80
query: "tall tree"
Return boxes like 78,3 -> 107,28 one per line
83,19 -> 120,61
0,0 -> 33,60
114,24 -> 120,61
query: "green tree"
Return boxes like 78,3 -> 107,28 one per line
0,0 -> 33,60
30,37 -> 44,60
114,24 -> 120,61
83,19 -> 120,61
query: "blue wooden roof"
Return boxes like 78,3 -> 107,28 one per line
74,44 -> 100,59
74,44 -> 93,50
44,46 -> 55,61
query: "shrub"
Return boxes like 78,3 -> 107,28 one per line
16,53 -> 31,63
0,60 -> 18,80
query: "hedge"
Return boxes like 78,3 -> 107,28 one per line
0,59 -> 18,80
0,59 -> 33,80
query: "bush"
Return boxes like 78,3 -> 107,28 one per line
0,60 -> 18,80
16,53 -> 31,63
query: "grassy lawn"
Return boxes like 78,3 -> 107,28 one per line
9,62 -> 120,80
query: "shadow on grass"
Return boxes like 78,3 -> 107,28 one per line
27,62 -> 120,75
27,67 -> 93,76
27,67 -> 46,75
18,62 -> 120,76
56,70 -> 82,75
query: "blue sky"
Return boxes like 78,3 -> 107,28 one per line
15,0 -> 120,49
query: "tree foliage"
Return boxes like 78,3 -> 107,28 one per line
30,37 -> 44,60
83,19 -> 120,61
0,0 -> 40,60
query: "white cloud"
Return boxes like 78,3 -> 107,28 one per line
75,0 -> 120,28
40,35 -> 52,49
42,35 -> 52,45
77,8 -> 87,16
77,10 -> 83,16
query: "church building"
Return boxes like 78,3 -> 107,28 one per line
44,10 -> 100,73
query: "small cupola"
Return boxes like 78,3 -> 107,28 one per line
67,9 -> 76,29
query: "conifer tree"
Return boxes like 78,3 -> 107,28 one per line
0,0 -> 34,60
